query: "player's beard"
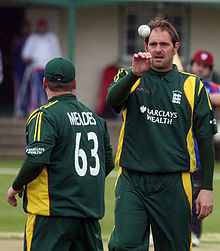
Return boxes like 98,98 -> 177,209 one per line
152,50 -> 175,72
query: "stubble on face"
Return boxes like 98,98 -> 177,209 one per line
146,28 -> 178,72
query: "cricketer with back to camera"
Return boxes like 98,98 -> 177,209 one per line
107,17 -> 217,251
7,57 -> 115,251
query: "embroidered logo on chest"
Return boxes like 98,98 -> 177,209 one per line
172,90 -> 182,104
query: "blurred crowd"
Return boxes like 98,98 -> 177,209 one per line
11,17 -> 61,118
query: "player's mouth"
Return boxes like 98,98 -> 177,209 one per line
153,55 -> 164,62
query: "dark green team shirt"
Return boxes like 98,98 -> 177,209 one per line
108,65 -> 217,173
23,94 -> 114,219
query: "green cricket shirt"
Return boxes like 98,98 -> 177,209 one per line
23,94 -> 114,219
109,65 -> 217,173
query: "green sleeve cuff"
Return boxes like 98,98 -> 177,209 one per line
106,71 -> 140,107
12,158 -> 45,191
197,137 -> 215,190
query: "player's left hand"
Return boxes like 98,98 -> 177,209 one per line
196,189 -> 213,220
7,187 -> 24,207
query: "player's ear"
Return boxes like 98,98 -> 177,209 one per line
144,42 -> 148,52
173,42 -> 180,55
73,78 -> 76,89
43,77 -> 47,90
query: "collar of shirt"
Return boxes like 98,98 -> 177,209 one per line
48,94 -> 77,103
149,64 -> 179,84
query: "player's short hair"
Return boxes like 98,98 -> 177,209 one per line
47,77 -> 74,92
145,17 -> 180,46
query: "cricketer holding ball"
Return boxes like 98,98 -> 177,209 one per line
107,17 -> 217,251
7,57 -> 115,251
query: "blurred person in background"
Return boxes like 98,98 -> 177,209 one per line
190,49 -> 220,246
95,64 -> 119,119
21,17 -> 61,115
11,19 -> 31,118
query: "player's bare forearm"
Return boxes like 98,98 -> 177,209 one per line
196,189 -> 213,220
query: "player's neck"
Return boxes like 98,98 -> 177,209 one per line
46,90 -> 74,100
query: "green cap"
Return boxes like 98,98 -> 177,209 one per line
44,57 -> 75,83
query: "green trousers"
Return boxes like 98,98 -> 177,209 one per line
109,168 -> 192,251
24,214 -> 103,251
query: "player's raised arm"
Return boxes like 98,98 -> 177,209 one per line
106,69 -> 139,108
106,52 -> 152,109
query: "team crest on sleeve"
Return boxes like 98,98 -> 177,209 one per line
172,90 -> 182,104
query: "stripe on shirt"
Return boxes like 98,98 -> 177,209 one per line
25,214 -> 36,251
115,108 -> 127,166
26,167 -> 50,216
130,78 -> 141,93
183,76 -> 196,172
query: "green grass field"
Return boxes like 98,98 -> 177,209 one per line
1,158 -> 220,241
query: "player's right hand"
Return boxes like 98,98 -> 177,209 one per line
132,52 -> 152,76
196,189 -> 213,220
7,187 -> 24,207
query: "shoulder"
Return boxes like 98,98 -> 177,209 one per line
178,70 -> 198,79
26,100 -> 59,126
116,67 -> 131,75
178,70 -> 202,87
113,67 -> 132,82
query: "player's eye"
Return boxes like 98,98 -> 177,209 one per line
160,42 -> 169,47
149,42 -> 157,47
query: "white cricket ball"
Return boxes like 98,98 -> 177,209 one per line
138,25 -> 151,38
